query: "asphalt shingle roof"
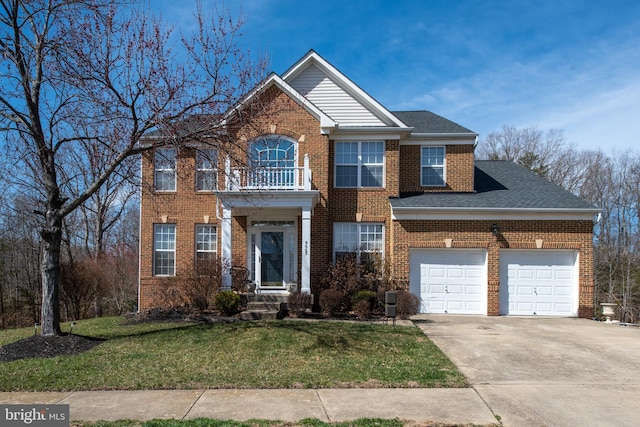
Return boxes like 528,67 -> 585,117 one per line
391,160 -> 598,211
392,110 -> 475,134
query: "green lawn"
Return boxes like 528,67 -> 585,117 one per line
0,317 -> 467,391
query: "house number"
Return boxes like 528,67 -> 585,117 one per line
305,241 -> 308,255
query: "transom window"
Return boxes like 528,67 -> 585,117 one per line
154,224 -> 176,276
335,141 -> 384,187
333,223 -> 384,262
196,148 -> 217,191
195,224 -> 217,263
154,148 -> 177,191
421,146 -> 445,186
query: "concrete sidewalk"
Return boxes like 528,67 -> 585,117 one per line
0,388 -> 498,424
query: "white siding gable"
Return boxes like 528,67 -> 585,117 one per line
288,64 -> 386,127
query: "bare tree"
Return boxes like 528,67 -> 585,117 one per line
0,0 -> 265,335
476,125 -> 587,189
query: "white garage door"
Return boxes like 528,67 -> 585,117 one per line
500,250 -> 578,316
410,249 -> 487,314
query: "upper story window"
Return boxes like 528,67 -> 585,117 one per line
249,137 -> 296,187
421,146 -> 445,186
335,141 -> 384,188
154,224 -> 176,276
154,148 -> 176,191
196,148 -> 217,191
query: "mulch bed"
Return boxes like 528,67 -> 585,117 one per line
0,334 -> 105,362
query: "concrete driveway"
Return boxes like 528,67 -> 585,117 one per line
414,315 -> 640,427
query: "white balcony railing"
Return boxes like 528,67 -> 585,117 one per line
224,154 -> 312,191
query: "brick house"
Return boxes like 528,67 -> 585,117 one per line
138,50 -> 599,317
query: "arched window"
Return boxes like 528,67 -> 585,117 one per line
248,137 -> 297,188
250,137 -> 296,168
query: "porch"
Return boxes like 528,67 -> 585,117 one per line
217,154 -> 319,295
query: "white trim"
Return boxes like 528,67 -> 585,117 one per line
248,214 -> 298,292
334,141 -> 385,189
224,73 -> 336,133
401,137 -> 477,145
392,208 -> 601,221
282,51 -> 408,128
420,145 -> 446,187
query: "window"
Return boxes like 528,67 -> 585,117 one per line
335,141 -> 384,187
196,148 -> 217,191
154,148 -> 176,191
421,146 -> 445,186
154,224 -> 176,276
333,223 -> 383,262
249,137 -> 296,187
195,224 -> 217,263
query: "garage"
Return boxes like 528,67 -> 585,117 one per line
410,249 -> 487,314
499,250 -> 578,316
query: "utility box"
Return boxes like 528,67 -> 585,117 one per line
385,291 -> 397,318
385,304 -> 397,318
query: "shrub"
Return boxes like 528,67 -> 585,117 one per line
182,259 -> 222,310
351,290 -> 377,307
319,256 -> 359,307
396,290 -> 420,319
319,289 -> 344,316
353,299 -> 372,320
214,291 -> 241,316
287,292 -> 313,317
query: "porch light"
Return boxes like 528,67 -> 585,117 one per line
491,223 -> 500,236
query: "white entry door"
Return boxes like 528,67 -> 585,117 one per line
500,250 -> 578,316
410,249 -> 487,314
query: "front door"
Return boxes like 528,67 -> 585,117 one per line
249,221 -> 297,291
261,231 -> 284,287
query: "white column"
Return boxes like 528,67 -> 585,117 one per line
301,206 -> 311,294
221,205 -> 232,290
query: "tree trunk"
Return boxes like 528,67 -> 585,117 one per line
40,216 -> 63,336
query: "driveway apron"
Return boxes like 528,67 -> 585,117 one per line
415,315 -> 640,427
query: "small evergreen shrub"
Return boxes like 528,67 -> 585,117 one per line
396,290 -> 420,319
319,289 -> 344,316
287,292 -> 313,317
214,291 -> 241,316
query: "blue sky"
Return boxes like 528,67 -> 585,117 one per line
154,0 -> 640,152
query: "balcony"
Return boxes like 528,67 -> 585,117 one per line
224,154 -> 312,192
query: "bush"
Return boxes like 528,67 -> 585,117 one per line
353,299 -> 372,320
287,292 -> 313,317
396,290 -> 420,319
319,289 -> 344,316
214,291 -> 241,316
351,290 -> 377,307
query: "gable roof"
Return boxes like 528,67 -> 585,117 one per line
282,50 -> 409,129
391,160 -> 600,220
392,111 -> 476,135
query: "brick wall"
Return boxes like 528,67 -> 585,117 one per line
392,219 -> 595,318
399,144 -> 475,193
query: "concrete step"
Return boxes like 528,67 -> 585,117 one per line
247,301 -> 284,312
240,309 -> 279,321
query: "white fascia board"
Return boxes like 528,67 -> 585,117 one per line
282,51 -> 408,128
222,73 -> 336,133
392,207 -> 601,221
400,134 -> 478,145
328,126 -> 413,141
216,190 -> 320,210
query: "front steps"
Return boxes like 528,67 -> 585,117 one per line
240,294 -> 288,320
